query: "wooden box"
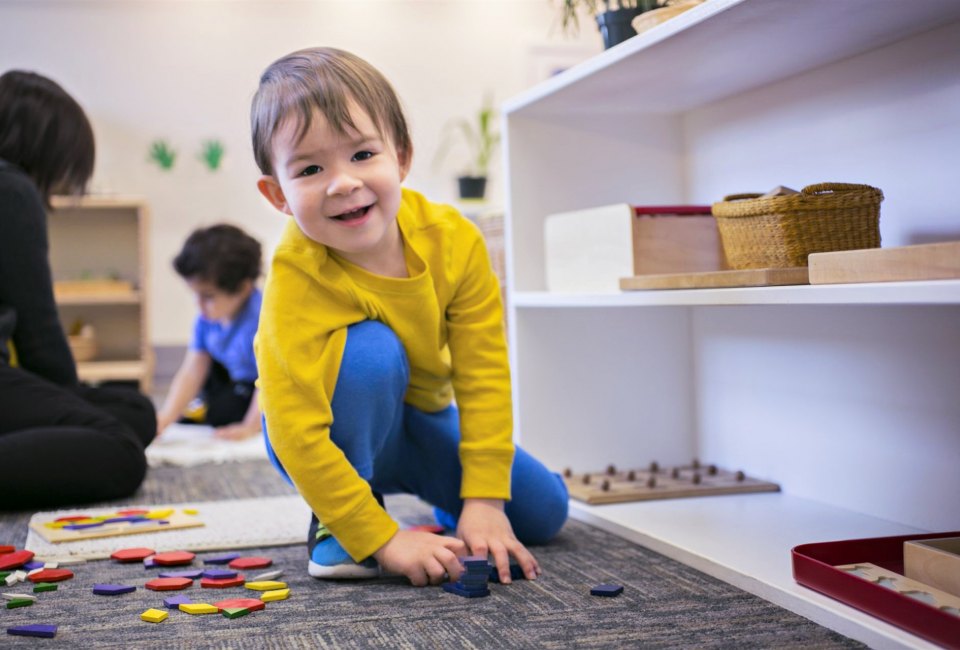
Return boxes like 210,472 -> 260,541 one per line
904,536 -> 960,599
544,204 -> 723,292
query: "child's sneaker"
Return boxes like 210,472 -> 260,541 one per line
307,515 -> 379,579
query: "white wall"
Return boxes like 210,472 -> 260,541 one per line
0,0 -> 599,344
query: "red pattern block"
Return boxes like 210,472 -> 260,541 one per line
152,551 -> 196,566
0,550 -> 35,571
228,557 -> 272,570
145,577 -> 193,591
53,515 -> 91,522
212,598 -> 266,612
110,547 -> 156,563
116,509 -> 149,516
200,575 -> 246,589
0,545 -> 16,554
27,568 -> 74,583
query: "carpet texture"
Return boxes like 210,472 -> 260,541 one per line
1,461 -> 862,648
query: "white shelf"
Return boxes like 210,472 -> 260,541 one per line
77,360 -> 150,383
568,495 -> 942,649
512,279 -> 960,308
504,0 -> 960,118
56,291 -> 142,306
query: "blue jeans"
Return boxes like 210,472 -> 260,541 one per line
264,320 -> 568,545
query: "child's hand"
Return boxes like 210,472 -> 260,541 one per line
372,530 -> 467,587
213,423 -> 260,440
457,498 -> 541,584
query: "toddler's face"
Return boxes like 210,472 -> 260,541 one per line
258,102 -> 410,270
186,278 -> 251,323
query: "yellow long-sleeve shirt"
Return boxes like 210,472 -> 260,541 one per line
255,188 -> 514,561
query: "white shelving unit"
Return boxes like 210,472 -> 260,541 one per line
48,195 -> 153,391
502,1 -> 960,647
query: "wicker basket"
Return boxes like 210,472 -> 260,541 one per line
68,324 -> 98,362
712,183 -> 883,269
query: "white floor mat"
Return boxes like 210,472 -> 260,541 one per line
146,423 -> 268,467
24,495 -> 311,560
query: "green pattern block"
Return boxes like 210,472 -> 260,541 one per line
221,607 -> 250,619
34,582 -> 58,592
6,598 -> 34,609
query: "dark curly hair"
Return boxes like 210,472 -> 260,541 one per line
173,224 -> 262,294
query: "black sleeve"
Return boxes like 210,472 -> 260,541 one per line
0,170 -> 78,386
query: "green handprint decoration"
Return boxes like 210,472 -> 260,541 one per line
199,139 -> 225,171
149,139 -> 177,170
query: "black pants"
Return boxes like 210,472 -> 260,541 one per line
0,364 -> 156,510
193,360 -> 254,427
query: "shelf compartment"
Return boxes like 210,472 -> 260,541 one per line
504,0 -> 960,117
569,494 -> 938,649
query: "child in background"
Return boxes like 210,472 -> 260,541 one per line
250,47 -> 568,586
156,224 -> 263,440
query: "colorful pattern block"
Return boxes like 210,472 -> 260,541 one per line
111,547 -> 156,562
33,583 -> 57,593
152,551 -> 196,566
140,608 -> 169,623
229,556 -> 272,570
590,584 -> 624,597
202,553 -> 241,565
0,550 -> 34,571
260,588 -> 290,602
179,603 -> 219,615
163,595 -> 193,609
221,607 -> 250,619
27,568 -> 73,583
213,597 -> 265,612
5,598 -> 34,609
202,569 -> 238,580
145,577 -> 193,591
201,575 -> 245,589
244,580 -> 286,591
93,583 -> 136,596
250,569 -> 283,582
7,624 -> 57,638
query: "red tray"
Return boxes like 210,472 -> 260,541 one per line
792,531 -> 960,649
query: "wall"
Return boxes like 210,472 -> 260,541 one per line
0,0 -> 599,343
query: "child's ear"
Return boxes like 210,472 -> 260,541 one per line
397,145 -> 413,182
257,175 -> 292,215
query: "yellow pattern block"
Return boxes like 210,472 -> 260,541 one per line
183,508 -> 199,515
145,509 -> 175,520
244,580 -> 287,591
179,603 -> 219,615
140,608 -> 168,623
260,588 -> 290,602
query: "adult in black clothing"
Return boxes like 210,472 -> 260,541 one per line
0,70 -> 156,509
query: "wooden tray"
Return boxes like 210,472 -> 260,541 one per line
793,531 -> 960,649
620,267 -> 808,291
808,241 -> 960,284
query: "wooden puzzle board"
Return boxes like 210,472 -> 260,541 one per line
563,463 -> 780,505
25,496 -> 312,559
836,563 -> 960,613
30,509 -> 204,544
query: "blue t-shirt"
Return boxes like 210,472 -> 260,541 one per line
189,287 -> 261,383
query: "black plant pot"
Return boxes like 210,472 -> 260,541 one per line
458,176 -> 487,200
596,1 -> 659,49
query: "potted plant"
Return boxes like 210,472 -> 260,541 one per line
434,95 -> 500,201
558,0 -> 662,49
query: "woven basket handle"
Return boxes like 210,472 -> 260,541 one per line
801,182 -> 874,196
721,193 -> 763,202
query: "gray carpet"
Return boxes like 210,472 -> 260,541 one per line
0,461 -> 862,649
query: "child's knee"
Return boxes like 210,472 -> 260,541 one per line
513,473 -> 569,545
338,320 -> 408,398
